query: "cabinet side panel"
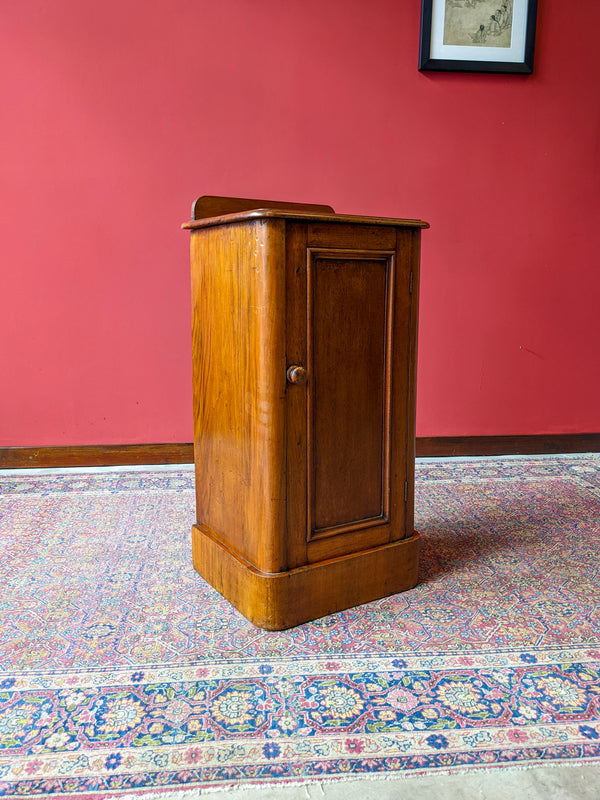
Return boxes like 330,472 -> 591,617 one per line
190,220 -> 287,573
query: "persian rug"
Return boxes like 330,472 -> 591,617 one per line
1,455 -> 599,797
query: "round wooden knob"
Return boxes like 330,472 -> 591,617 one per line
286,365 -> 307,385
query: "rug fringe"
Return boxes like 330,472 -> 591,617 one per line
108,759 -> 600,799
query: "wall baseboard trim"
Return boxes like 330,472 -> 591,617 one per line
0,443 -> 195,469
0,434 -> 598,469
416,434 -> 600,458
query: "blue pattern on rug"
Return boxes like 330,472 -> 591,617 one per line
0,456 -> 599,796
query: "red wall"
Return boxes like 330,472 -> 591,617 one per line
1,0 -> 599,446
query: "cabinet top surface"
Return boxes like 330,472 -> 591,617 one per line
182,208 -> 429,232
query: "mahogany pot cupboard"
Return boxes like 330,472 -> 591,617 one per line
183,196 -> 428,629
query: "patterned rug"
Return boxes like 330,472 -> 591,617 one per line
1,455 -> 599,797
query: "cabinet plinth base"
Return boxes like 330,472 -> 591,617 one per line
192,524 -> 420,630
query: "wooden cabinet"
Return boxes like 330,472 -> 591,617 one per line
183,196 -> 428,629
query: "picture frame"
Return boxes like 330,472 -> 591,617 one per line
419,0 -> 538,74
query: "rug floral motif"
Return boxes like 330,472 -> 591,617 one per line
1,456 -> 599,796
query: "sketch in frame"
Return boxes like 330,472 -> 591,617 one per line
445,0 -> 513,47
419,0 -> 537,73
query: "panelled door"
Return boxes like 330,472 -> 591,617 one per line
285,221 -> 417,570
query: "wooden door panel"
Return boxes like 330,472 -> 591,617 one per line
308,250 -> 393,539
285,227 -> 416,567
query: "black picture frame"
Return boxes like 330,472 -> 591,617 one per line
419,0 -> 538,74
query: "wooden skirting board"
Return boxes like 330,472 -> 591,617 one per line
416,434 -> 600,458
0,443 -> 194,469
0,434 -> 598,469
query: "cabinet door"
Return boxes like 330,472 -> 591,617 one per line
285,222 -> 418,568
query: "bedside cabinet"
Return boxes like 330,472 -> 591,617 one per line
183,196 -> 428,629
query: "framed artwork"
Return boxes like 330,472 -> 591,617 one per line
419,0 -> 538,73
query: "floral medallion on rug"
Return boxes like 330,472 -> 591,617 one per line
0,455 -> 599,797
